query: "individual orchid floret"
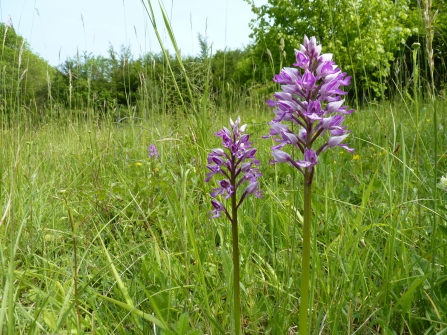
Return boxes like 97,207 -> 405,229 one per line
297,148 -> 318,168
210,199 -> 226,219
211,180 -> 234,199
206,117 -> 262,220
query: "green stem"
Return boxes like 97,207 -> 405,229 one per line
299,169 -> 312,334
412,43 -> 421,232
231,189 -> 241,335
64,197 -> 81,331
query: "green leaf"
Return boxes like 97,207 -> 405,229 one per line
96,293 -> 166,329
392,272 -> 432,312
176,313 -> 190,335
438,224 -> 447,236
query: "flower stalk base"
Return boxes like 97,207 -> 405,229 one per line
299,171 -> 312,334
232,190 -> 241,335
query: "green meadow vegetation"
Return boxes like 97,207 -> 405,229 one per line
1,0 -> 447,334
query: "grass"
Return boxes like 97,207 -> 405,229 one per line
1,1 -> 447,333
1,94 -> 447,334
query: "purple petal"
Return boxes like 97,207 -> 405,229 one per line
326,100 -> 344,114
327,134 -> 349,148
294,51 -> 309,68
297,148 -> 318,168
272,150 -> 291,163
209,199 -> 225,219
300,69 -> 316,89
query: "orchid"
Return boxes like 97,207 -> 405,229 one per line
148,144 -> 159,158
205,116 -> 262,335
266,35 -> 354,334
266,35 -> 354,177
206,116 -> 262,220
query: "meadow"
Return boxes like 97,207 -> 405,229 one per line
1,88 -> 447,334
2,1 -> 447,334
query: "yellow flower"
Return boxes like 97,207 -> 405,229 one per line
135,162 -> 142,167
353,154 -> 360,160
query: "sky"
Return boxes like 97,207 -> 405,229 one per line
0,0 -> 268,67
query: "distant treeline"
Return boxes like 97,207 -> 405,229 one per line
49,41 -> 271,114
1,0 -> 446,118
0,24 -> 273,117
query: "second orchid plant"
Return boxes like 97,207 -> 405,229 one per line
265,35 -> 354,333
205,116 -> 262,335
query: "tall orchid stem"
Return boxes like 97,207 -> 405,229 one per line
299,170 -> 312,334
231,189 -> 241,335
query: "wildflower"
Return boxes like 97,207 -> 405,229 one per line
438,175 -> 447,191
353,154 -> 360,160
206,116 -> 262,219
265,35 -> 354,177
265,35 -> 354,335
210,199 -> 225,219
206,116 -> 262,335
148,144 -> 158,158
135,162 -> 142,166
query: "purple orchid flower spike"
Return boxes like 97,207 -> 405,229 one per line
148,144 -> 158,158
266,35 -> 354,177
206,117 -> 262,219
265,35 -> 354,335
205,117 -> 262,335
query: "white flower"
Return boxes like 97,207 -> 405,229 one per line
437,174 -> 447,191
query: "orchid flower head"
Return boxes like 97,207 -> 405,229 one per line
206,117 -> 262,219
266,35 -> 354,177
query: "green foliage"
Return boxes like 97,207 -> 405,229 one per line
0,23 -> 51,114
1,20 -> 271,122
246,0 -> 421,98
52,47 -> 217,116
2,98 -> 447,333
54,47 -> 141,112
197,33 -> 210,63
425,0 -> 447,92
211,48 -> 252,100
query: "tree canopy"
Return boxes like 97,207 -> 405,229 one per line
245,0 -> 445,98
0,23 -> 50,112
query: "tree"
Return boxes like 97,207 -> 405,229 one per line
245,0 -> 418,98
0,22 -> 50,114
424,0 -> 447,91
